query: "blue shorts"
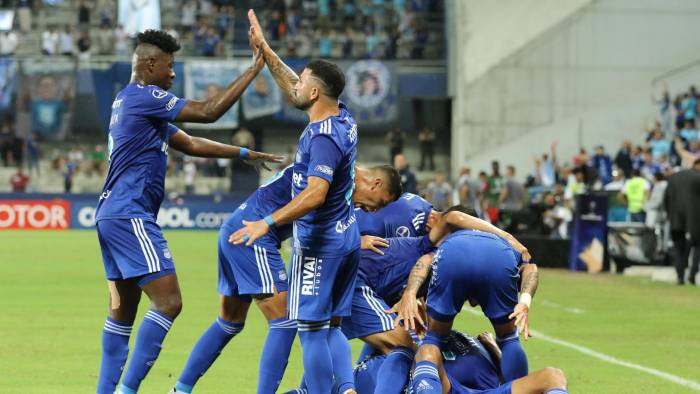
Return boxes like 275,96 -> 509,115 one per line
427,231 -> 519,325
97,218 -> 175,285
341,281 -> 395,339
447,375 -> 512,394
217,224 -> 288,302
288,248 -> 360,321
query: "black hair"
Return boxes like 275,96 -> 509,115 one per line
137,29 -> 181,54
444,204 -> 477,217
371,164 -> 403,201
305,59 -> 345,99
694,157 -> 700,167
632,168 -> 642,177
653,172 -> 665,181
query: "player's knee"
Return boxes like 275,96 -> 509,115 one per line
542,367 -> 567,389
415,344 -> 441,364
154,295 -> 182,319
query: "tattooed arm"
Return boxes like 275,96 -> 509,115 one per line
248,9 -> 299,98
520,263 -> 539,297
509,263 -> 539,340
385,253 -> 434,333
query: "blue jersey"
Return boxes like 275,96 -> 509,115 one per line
292,102 -> 359,256
443,331 -> 500,390
357,193 -> 433,238
358,236 -> 434,301
96,83 -> 188,222
222,165 -> 294,248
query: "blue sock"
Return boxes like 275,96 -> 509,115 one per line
119,310 -> 174,393
373,347 -> 415,394
412,360 -> 442,394
297,320 -> 333,394
257,318 -> 297,394
175,318 -> 244,393
96,317 -> 132,394
328,326 -> 354,393
355,342 -> 377,365
497,330 -> 528,381
545,390 -> 569,394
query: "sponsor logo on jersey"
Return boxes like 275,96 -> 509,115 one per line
396,225 -> 410,237
165,96 -> 178,111
301,257 -> 321,296
335,214 -> 357,233
315,164 -> 334,176
152,89 -> 168,99
429,249 -> 442,288
292,172 -> 304,188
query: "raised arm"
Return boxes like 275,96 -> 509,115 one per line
248,9 -> 299,98
176,51 -> 264,123
675,137 -> 696,166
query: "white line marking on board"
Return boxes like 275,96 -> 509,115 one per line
539,299 -> 586,315
460,307 -> 700,391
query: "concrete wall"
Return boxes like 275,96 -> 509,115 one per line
450,0 -> 700,179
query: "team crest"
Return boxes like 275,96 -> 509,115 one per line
163,248 -> 172,259
396,226 -> 410,237
151,89 -> 168,99
278,270 -> 287,281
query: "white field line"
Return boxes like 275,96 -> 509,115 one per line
460,307 -> 700,391
539,299 -> 586,315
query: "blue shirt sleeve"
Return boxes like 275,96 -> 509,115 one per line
137,85 -> 188,121
307,135 -> 342,183
166,123 -> 180,139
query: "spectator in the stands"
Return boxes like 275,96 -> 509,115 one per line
484,160 -> 504,222
592,145 -> 613,185
572,147 -> 589,167
182,0 -> 198,31
41,26 -> 59,56
615,140 -> 633,178
77,31 -> 91,61
564,166 -> 586,206
201,27 -> 221,57
10,167 -> 29,193
26,133 -> 40,177
653,82 -> 673,135
393,153 -> 417,194
640,150 -> 662,181
78,0 -> 91,27
286,7 -> 301,35
426,171 -> 453,211
0,30 -> 18,56
645,171 -> 667,233
648,128 -> 671,160
675,137 -> 700,168
95,22 -> 114,55
536,141 -> 558,187
418,127 -> 436,171
456,166 -> 480,210
114,25 -> 129,57
499,165 -> 526,211
63,157 -> 76,194
604,169 -> 625,191
542,192 -> 572,239
59,26 -> 75,56
318,27 -> 333,58
682,89 -> 697,121
679,119 -> 698,142
96,0 -> 115,26
184,157 -> 196,194
215,6 -> 233,38
621,168 -> 650,223
341,25 -> 357,58
385,127 -> 405,163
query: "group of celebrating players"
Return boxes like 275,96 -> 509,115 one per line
93,9 -> 570,394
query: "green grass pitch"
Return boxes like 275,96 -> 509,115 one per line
1,230 -> 699,393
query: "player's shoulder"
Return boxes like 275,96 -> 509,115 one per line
307,111 -> 358,145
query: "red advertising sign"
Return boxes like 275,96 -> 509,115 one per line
0,200 -> 71,230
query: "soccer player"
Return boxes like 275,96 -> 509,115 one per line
230,10 -> 363,393
95,30 -> 282,394
357,192 -> 437,239
171,163 -> 402,394
391,228 -> 539,388
346,206 -> 532,394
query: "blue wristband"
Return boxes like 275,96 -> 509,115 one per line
263,215 -> 276,227
239,147 -> 249,159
